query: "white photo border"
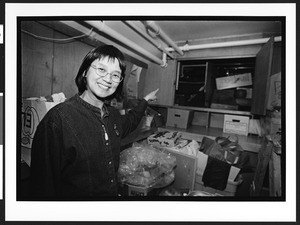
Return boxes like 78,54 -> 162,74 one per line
5,3 -> 296,222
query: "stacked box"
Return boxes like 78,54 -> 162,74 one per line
223,114 -> 250,136
166,108 -> 194,129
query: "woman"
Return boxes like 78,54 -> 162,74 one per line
29,45 -> 159,199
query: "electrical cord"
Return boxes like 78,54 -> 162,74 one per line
21,28 -> 93,43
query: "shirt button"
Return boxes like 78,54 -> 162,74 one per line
108,161 -> 112,165
105,142 -> 109,146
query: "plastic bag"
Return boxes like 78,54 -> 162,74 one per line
169,139 -> 200,157
118,143 -> 176,188
200,136 -> 243,165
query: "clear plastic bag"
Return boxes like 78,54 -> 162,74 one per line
118,143 -> 176,188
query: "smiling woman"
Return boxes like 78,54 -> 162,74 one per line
28,45 -> 159,200
80,57 -> 123,112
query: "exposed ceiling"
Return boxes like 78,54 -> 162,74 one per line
38,19 -> 282,67
154,20 -> 282,44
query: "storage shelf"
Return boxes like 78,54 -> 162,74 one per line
172,105 -> 252,116
178,81 -> 205,84
150,103 -> 252,116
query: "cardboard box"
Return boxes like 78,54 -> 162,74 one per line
162,141 -> 241,195
216,73 -> 252,90
162,147 -> 197,192
21,98 -> 59,148
127,184 -> 153,196
194,173 -> 242,196
166,108 -> 194,129
194,151 -> 241,196
223,114 -> 250,136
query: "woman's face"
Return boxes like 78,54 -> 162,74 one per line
85,56 -> 122,99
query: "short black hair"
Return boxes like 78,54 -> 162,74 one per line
75,45 -> 126,100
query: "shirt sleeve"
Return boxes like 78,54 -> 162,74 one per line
29,113 -> 63,199
120,99 -> 148,138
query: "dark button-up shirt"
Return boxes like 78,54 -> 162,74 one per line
29,94 -> 148,200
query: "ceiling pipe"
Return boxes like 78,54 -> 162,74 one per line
59,21 -> 151,67
84,21 -> 167,67
123,21 -> 175,59
166,36 -> 282,52
142,21 -> 184,56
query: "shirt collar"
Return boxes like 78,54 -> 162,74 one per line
75,93 -> 110,117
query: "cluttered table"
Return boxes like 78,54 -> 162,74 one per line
121,127 -> 157,148
118,126 -> 262,197
159,125 -> 264,153
21,123 -> 272,198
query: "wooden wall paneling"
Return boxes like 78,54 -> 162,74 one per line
21,21 -> 54,98
137,67 -> 148,100
271,42 -> 281,75
143,59 -> 177,106
52,31 -> 93,99
122,60 -> 134,99
123,60 -> 149,100
269,150 -> 282,197
251,38 -> 274,115
250,139 -> 273,196
205,61 -> 215,107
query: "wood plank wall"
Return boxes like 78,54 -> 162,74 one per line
21,21 -> 146,101
142,60 -> 177,106
52,31 -> 93,98
21,21 -> 94,99
22,21 -> 55,98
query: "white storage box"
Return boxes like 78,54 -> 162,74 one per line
166,108 -> 194,129
223,114 -> 250,136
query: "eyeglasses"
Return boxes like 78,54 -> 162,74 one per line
90,65 -> 123,83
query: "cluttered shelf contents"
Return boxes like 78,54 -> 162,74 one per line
117,100 -> 268,197
150,103 -> 265,153
118,129 -> 260,197
160,125 -> 263,154
151,103 -> 254,129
